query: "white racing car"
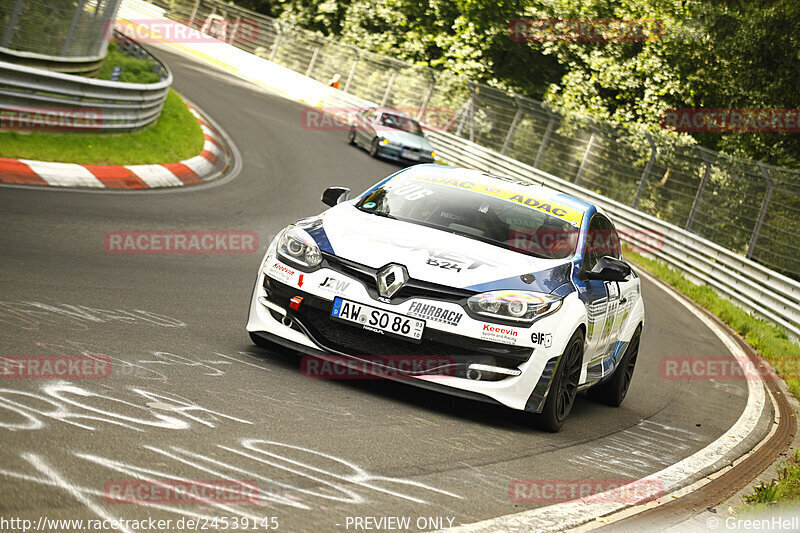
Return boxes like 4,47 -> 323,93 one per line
247,165 -> 644,431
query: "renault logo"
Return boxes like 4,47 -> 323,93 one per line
376,264 -> 408,298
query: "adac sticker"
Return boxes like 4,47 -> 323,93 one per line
409,175 -> 583,226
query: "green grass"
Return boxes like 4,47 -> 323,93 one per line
741,451 -> 800,512
623,250 -> 800,509
625,250 -> 800,397
0,90 -> 204,165
97,41 -> 162,84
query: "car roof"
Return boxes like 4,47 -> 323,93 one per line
369,107 -> 417,119
394,164 -> 596,217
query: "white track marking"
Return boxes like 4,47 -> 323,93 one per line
125,164 -> 184,187
20,160 -> 104,187
443,269 -> 768,532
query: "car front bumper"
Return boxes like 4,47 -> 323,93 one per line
246,255 -> 579,412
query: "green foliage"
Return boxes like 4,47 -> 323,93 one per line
98,42 -> 162,84
0,90 -> 204,165
242,0 -> 800,168
742,451 -> 800,510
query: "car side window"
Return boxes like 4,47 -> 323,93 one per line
583,214 -> 619,272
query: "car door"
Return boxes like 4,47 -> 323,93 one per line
580,214 -> 636,382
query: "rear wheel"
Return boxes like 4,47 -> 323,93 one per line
536,329 -> 584,432
587,325 -> 641,407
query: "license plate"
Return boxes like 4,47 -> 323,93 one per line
401,149 -> 420,161
331,298 -> 425,342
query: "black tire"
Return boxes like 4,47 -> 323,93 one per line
369,137 -> 380,157
249,332 -> 282,352
587,325 -> 641,407
348,128 -> 357,145
536,329 -> 584,432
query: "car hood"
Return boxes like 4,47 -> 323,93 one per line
304,204 -> 573,293
380,130 -> 433,151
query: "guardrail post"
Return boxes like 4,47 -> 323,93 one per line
269,21 -> 282,62
305,44 -> 322,77
343,48 -> 359,93
228,15 -> 241,44
2,0 -> 25,48
533,110 -> 556,169
686,147 -> 716,231
500,94 -> 523,155
61,0 -> 87,55
573,132 -> 596,185
459,81 -> 477,142
188,0 -> 203,27
416,69 -> 436,123
632,131 -> 657,209
747,163 -> 775,259
380,68 -> 398,107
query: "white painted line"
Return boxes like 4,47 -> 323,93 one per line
125,164 -> 183,188
181,154 -> 216,178
21,160 -> 104,188
443,269 -> 767,533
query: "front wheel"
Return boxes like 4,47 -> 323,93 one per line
536,329 -> 584,432
587,325 -> 641,407
369,137 -> 380,158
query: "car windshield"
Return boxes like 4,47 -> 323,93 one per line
378,113 -> 424,135
357,177 -> 581,259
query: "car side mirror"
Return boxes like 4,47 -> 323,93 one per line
585,256 -> 632,282
322,186 -> 350,207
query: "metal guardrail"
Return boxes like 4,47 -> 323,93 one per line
1,0 -> 122,74
0,30 -> 172,132
119,0 -> 800,340
153,0 -> 800,280
314,88 -> 800,341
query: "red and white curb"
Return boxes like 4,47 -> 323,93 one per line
0,105 -> 229,189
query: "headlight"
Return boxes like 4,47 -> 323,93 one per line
467,291 -> 562,324
276,226 -> 322,268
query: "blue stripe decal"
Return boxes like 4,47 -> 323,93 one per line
466,262 -> 573,293
305,225 -> 334,254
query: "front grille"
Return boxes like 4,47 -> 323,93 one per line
293,305 -> 529,370
263,277 -> 533,376
323,254 -> 474,303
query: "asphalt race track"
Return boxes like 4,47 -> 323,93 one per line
0,45 -> 767,532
